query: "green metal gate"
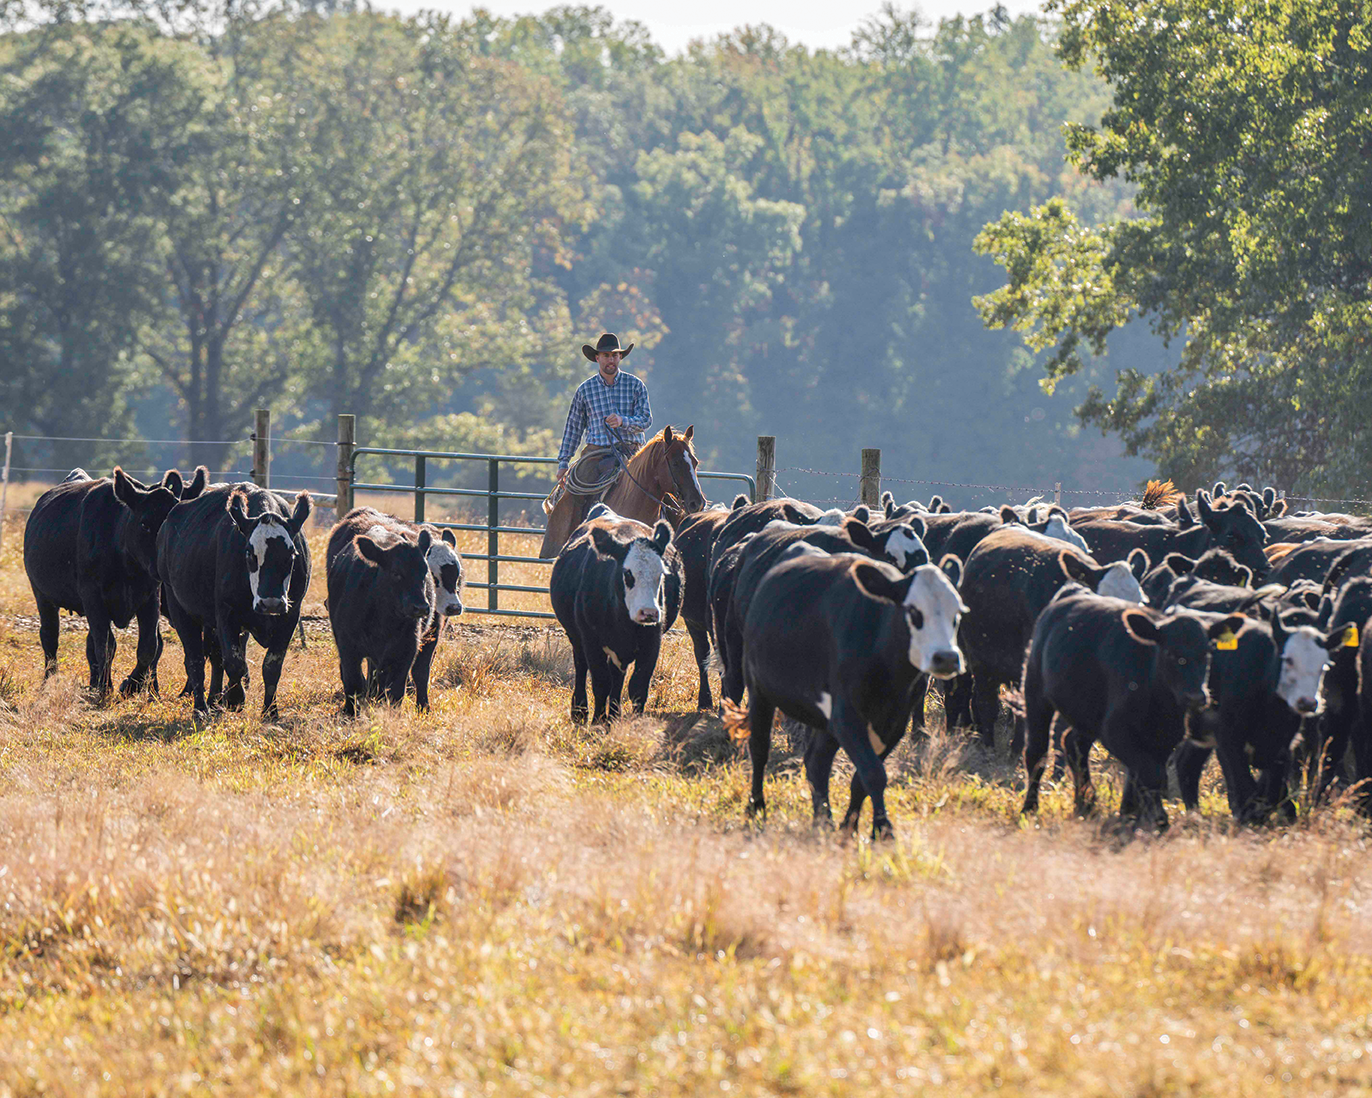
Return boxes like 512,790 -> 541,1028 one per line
349,447 -> 756,619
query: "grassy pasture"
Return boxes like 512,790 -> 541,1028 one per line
2,495 -> 1372,1095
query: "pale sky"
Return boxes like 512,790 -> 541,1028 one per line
386,0 -> 1046,55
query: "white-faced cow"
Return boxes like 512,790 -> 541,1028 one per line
550,506 -> 683,723
740,546 -> 966,840
326,515 -> 437,717
157,484 -> 312,721
23,464 -> 207,696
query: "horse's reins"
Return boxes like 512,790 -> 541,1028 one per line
607,426 -> 688,522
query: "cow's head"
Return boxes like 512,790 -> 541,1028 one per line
590,519 -> 673,626
874,522 -> 929,572
1122,609 -> 1244,711
228,488 -> 311,616
1197,490 -> 1269,580
1058,550 -> 1147,604
423,527 -> 463,617
113,466 -> 183,571
356,527 -> 435,622
854,560 -> 967,678
1270,612 -> 1345,716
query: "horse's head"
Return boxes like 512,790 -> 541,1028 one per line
657,425 -> 707,517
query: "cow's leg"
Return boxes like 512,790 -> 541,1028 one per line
217,615 -> 249,711
828,700 -> 893,841
625,632 -> 661,715
945,672 -> 975,734
410,620 -> 441,712
202,626 -> 225,706
1253,762 -> 1295,824
1174,739 -> 1214,813
969,668 -> 1001,751
605,660 -> 627,722
34,592 -> 61,679
840,739 -> 899,836
745,688 -> 776,820
121,593 -> 162,696
803,732 -> 841,827
721,615 -> 746,707
1350,716 -> 1372,817
166,598 -> 208,718
260,645 -> 288,721
1110,737 -> 1170,832
83,604 -> 116,699
686,619 -> 713,710
379,633 -> 419,708
1020,662 -> 1054,815
1061,727 -> 1097,818
569,638 -> 589,724
338,643 -> 366,718
585,644 -> 614,725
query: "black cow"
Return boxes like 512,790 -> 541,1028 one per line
1302,578 -> 1372,800
1075,491 -> 1270,582
708,497 -> 830,579
1020,586 -> 1243,830
550,507 -> 683,723
956,526 -> 1148,749
329,507 -> 464,710
157,484 -> 312,720
1265,537 -> 1372,587
740,547 -> 967,839
674,495 -> 749,710
23,465 -> 206,696
1140,548 -> 1253,605
326,517 -> 436,717
1175,612 -> 1340,822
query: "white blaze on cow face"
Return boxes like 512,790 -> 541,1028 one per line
1278,628 -> 1332,715
883,525 -> 926,571
816,508 -> 846,526
1043,514 -> 1091,554
1098,561 -> 1147,604
621,540 -> 667,625
247,519 -> 293,613
905,564 -> 967,678
425,541 -> 464,616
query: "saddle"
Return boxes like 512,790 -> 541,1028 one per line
538,444 -> 634,559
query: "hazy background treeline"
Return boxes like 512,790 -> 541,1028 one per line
0,0 -> 1164,500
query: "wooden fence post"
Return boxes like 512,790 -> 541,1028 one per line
860,448 -> 881,508
0,431 -> 11,553
336,414 -> 355,514
756,435 -> 775,502
252,409 -> 270,488
1054,481 -> 1062,507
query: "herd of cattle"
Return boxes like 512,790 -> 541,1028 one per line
19,466 -> 1372,839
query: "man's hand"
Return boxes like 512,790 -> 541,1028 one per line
604,413 -> 623,429
557,468 -> 567,485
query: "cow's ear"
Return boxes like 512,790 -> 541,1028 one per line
1126,547 -> 1151,580
842,517 -> 878,555
589,525 -> 625,560
1270,497 -> 1288,517
851,561 -> 902,603
906,514 -> 927,540
1174,494 -> 1195,528
1164,552 -> 1195,575
1271,611 -> 1289,648
1212,481 -> 1227,498
881,491 -> 895,517
355,535 -> 386,565
1058,550 -> 1096,586
1196,490 -> 1216,526
1324,623 -> 1359,651
183,465 -> 209,500
1121,608 -> 1161,644
287,490 -> 312,535
851,504 -> 871,524
998,505 -> 1019,525
417,528 -> 432,554
731,493 -> 749,511
112,466 -> 143,509
1208,614 -> 1248,643
227,489 -> 255,538
651,519 -> 672,555
161,468 -> 185,498
939,552 -> 963,588
442,528 -> 457,547
928,494 -> 944,512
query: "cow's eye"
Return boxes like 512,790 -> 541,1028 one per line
908,607 -> 924,630
1178,657 -> 1187,665
623,569 -> 635,589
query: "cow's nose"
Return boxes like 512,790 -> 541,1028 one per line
637,609 -> 659,625
256,597 -> 287,616
930,650 -> 962,678
445,599 -> 464,616
1296,696 -> 1318,715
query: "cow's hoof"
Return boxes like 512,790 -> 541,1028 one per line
872,819 -> 896,843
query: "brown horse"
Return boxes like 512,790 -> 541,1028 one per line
539,425 -> 708,558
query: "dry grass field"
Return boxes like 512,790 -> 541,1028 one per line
2,491 -> 1372,1096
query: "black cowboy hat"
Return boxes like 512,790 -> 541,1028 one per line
582,333 -> 635,362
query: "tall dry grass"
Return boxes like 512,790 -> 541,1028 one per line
2,509 -> 1372,1094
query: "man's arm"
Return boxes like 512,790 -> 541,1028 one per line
557,387 -> 587,472
621,377 -> 652,432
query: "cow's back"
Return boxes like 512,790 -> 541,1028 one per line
24,476 -> 99,612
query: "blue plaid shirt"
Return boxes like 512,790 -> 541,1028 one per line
557,370 -> 652,471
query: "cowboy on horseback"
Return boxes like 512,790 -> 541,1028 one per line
555,333 -> 650,493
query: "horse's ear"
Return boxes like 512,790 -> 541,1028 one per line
663,425 -> 674,444
684,425 -> 694,442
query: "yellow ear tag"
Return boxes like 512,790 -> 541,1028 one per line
1215,628 -> 1238,651
1344,624 -> 1360,648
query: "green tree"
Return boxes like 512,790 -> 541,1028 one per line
975,0 -> 1372,492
